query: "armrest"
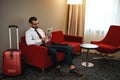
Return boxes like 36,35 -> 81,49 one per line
91,41 -> 100,44
23,45 -> 48,59
64,34 -> 83,43
20,44 -> 48,67
91,40 -> 103,44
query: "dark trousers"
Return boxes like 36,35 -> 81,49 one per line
47,44 -> 74,67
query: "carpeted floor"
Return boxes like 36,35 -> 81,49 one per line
1,53 -> 120,80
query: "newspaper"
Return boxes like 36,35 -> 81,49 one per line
46,27 -> 53,37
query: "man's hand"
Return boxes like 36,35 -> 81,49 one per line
41,36 -> 48,42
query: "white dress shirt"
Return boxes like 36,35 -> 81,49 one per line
25,27 -> 46,46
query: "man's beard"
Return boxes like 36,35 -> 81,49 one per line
33,26 -> 38,29
35,26 -> 38,28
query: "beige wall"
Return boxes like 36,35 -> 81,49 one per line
0,0 -> 68,73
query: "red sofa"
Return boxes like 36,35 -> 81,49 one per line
19,30 -> 83,73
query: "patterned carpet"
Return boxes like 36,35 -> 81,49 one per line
1,53 -> 120,80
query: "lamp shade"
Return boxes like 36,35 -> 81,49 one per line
67,0 -> 82,4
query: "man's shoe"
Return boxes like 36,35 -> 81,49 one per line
56,68 -> 65,76
69,69 -> 83,76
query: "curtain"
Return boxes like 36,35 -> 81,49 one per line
67,5 -> 80,36
67,0 -> 86,36
84,0 -> 120,43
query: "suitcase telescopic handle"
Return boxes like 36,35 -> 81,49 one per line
9,25 -> 18,28
8,25 -> 19,50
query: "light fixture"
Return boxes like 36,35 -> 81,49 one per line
67,0 -> 82,4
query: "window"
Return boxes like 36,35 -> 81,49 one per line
84,0 -> 120,43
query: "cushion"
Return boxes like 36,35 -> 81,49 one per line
51,31 -> 64,43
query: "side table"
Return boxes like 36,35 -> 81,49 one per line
80,44 -> 98,67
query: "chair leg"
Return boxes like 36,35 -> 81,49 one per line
42,69 -> 45,74
93,53 -> 120,60
93,53 -> 114,66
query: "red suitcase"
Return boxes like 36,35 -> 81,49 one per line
2,25 -> 21,76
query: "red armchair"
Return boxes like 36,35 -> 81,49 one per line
91,25 -> 120,59
19,30 -> 83,73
